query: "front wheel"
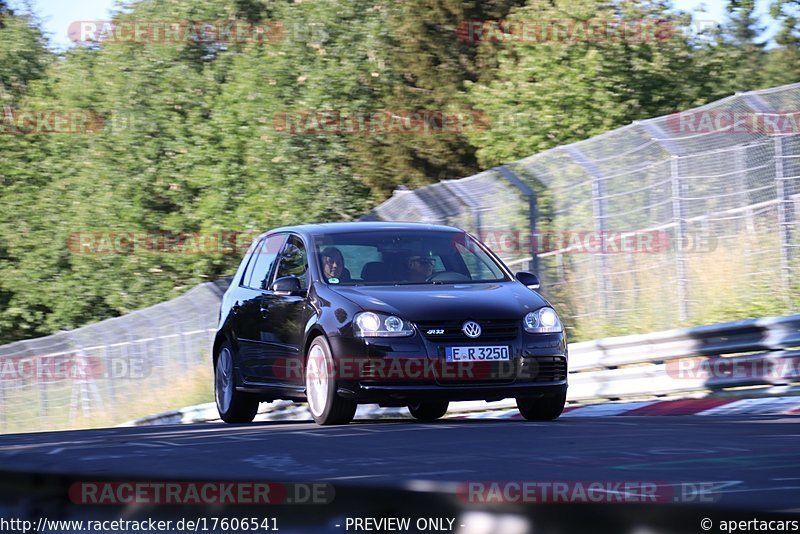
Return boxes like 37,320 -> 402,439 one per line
215,342 -> 259,423
516,390 -> 567,421
408,400 -> 449,421
305,337 -> 356,425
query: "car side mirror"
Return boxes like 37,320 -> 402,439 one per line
271,275 -> 304,295
515,271 -> 540,290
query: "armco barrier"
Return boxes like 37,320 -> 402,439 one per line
0,281 -> 226,434
568,314 -> 800,401
2,266 -> 797,432
128,313 -> 800,427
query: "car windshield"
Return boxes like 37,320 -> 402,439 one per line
313,230 -> 510,285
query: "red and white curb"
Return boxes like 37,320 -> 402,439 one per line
450,396 -> 800,420
124,396 -> 800,427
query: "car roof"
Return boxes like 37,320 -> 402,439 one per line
260,221 -> 465,241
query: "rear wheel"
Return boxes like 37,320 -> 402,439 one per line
516,390 -> 567,421
305,336 -> 356,425
408,400 -> 449,421
215,342 -> 259,423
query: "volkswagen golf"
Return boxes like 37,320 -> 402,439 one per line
213,222 -> 567,425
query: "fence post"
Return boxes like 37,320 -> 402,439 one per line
496,165 -> 539,276
637,120 -> 690,323
104,344 -> 116,402
734,146 -> 755,233
562,148 -> 609,317
35,349 -> 49,420
733,145 -> 755,296
556,252 -> 565,283
670,156 -> 689,323
39,379 -> 48,419
180,332 -> 190,369
441,180 -> 482,240
775,136 -> 794,309
592,173 -> 610,316
741,90 -> 794,310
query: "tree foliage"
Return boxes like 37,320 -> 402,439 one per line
0,0 -> 798,343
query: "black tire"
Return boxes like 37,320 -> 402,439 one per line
305,336 -> 357,425
516,390 -> 567,421
215,341 -> 259,423
408,400 -> 449,421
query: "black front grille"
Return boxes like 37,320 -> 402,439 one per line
435,360 -> 517,385
417,320 -> 519,342
520,356 -> 567,382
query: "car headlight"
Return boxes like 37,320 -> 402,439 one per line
523,307 -> 562,333
354,312 -> 414,337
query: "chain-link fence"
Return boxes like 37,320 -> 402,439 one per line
368,83 -> 800,340
0,281 -> 226,433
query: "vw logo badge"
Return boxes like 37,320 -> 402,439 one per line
462,320 -> 482,338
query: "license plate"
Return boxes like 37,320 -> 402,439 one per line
445,346 -> 510,362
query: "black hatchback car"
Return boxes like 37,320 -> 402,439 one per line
213,222 -> 567,425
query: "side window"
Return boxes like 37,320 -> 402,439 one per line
274,235 -> 308,290
240,239 -> 263,287
247,234 -> 286,290
455,241 -> 504,280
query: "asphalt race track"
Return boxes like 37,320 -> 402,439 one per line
0,415 -> 798,512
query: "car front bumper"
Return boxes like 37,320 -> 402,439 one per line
328,330 -> 568,404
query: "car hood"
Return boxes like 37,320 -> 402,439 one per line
328,282 -> 549,321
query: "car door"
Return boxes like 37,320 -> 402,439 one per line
260,234 -> 309,387
235,233 -> 287,383
224,238 -> 259,380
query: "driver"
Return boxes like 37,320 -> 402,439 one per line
405,251 -> 435,282
321,247 -> 351,282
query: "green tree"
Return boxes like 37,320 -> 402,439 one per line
0,2 -> 53,342
762,0 -> 800,85
728,0 -> 767,81
348,0 -> 525,197
0,1 -> 50,101
465,0 -> 706,167
0,0 -> 383,341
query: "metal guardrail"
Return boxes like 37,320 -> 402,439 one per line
2,266 -> 797,432
131,311 -> 800,426
0,282 -> 224,434
568,314 -> 800,401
